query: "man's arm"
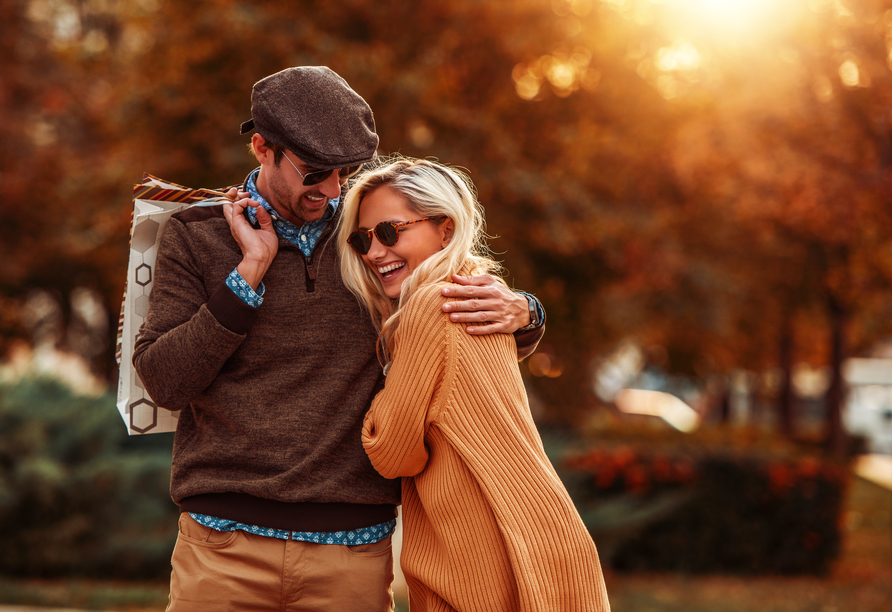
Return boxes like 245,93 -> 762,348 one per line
132,191 -> 277,410
132,216 -> 251,410
440,274 -> 545,360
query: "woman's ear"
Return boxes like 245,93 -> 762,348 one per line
440,218 -> 455,248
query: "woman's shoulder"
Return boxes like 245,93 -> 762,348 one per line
403,281 -> 451,321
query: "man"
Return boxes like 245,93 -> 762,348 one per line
133,66 -> 544,611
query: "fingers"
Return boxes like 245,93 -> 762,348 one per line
442,278 -> 529,334
225,188 -> 251,202
441,285 -> 501,303
445,303 -> 512,334
254,204 -> 273,229
447,309 -> 502,324
453,317 -> 514,335
224,196 -> 259,226
464,321 -> 513,335
449,273 -> 496,287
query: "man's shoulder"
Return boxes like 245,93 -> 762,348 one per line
160,202 -> 236,257
172,202 -> 226,225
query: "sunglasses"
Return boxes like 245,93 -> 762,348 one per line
347,218 -> 432,255
282,153 -> 363,186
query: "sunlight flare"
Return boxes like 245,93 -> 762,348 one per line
662,0 -> 797,40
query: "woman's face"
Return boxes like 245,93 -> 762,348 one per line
357,186 -> 452,299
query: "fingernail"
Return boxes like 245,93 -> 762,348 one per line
442,287 -> 451,295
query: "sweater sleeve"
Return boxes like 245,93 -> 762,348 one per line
362,286 -> 449,479
514,323 -> 545,361
132,217 -> 255,411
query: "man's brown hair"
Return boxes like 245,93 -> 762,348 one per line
248,136 -> 286,165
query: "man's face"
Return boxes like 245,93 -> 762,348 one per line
261,149 -> 346,227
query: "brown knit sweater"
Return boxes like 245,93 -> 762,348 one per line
362,282 -> 610,612
133,203 -> 400,531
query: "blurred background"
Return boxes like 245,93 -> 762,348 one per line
1,0 -> 890,610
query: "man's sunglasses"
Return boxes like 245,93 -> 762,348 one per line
347,219 -> 432,255
283,153 -> 363,186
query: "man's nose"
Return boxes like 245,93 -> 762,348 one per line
318,171 -> 342,199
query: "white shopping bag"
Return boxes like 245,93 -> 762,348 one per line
115,174 -> 231,434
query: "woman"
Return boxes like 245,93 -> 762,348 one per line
338,158 -> 610,612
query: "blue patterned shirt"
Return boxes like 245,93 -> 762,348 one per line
224,168 -> 339,307
189,513 -> 395,546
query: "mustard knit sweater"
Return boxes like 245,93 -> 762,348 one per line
362,282 -> 610,612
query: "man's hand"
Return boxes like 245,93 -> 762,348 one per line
223,187 -> 278,290
441,274 -> 530,335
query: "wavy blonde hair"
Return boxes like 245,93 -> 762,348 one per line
337,156 -> 503,366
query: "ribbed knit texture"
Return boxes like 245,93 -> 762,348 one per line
362,282 -> 610,612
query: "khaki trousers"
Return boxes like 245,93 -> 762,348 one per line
167,513 -> 395,612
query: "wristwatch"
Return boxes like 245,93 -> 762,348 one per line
518,294 -> 541,331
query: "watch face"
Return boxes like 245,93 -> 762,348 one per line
527,297 -> 539,326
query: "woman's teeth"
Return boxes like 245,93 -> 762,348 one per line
378,262 -> 405,275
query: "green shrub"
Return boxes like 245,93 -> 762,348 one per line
0,378 -> 177,579
556,425 -> 850,575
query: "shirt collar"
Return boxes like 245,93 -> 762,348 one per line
244,168 -> 339,228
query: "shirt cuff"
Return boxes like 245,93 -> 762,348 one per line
226,268 -> 265,308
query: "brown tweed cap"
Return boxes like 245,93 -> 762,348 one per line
239,66 -> 378,170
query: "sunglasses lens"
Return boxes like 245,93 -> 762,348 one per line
375,222 -> 399,247
304,165 -> 361,186
339,164 -> 363,179
348,231 -> 372,255
303,170 -> 334,186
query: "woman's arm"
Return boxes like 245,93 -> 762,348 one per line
362,286 -> 450,479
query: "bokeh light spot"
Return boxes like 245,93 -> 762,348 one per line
839,60 -> 860,87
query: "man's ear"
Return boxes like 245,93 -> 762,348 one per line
440,218 -> 455,248
252,133 -> 273,165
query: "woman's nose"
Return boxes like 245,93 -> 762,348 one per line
365,232 -> 387,259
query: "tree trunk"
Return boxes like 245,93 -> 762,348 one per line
777,313 -> 795,439
718,381 -> 731,424
825,294 -> 848,457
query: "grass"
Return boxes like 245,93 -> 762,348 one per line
0,475 -> 888,611
0,579 -> 168,610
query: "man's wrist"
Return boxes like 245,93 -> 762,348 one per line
516,292 -> 543,331
236,259 -> 268,291
227,268 -> 265,308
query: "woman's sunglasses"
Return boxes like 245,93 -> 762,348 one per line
347,218 -> 432,255
283,153 -> 363,186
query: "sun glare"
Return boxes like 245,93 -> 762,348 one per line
663,0 -> 792,40
691,0 -> 769,23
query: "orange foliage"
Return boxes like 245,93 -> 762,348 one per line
3,0 -> 892,420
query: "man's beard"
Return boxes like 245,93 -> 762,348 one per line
267,169 -> 328,226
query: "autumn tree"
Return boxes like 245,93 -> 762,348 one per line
3,0 -> 892,439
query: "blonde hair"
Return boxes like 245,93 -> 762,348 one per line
337,156 -> 503,366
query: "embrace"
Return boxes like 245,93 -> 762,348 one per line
134,66 -> 609,612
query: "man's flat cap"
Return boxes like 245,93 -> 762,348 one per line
240,66 -> 378,170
